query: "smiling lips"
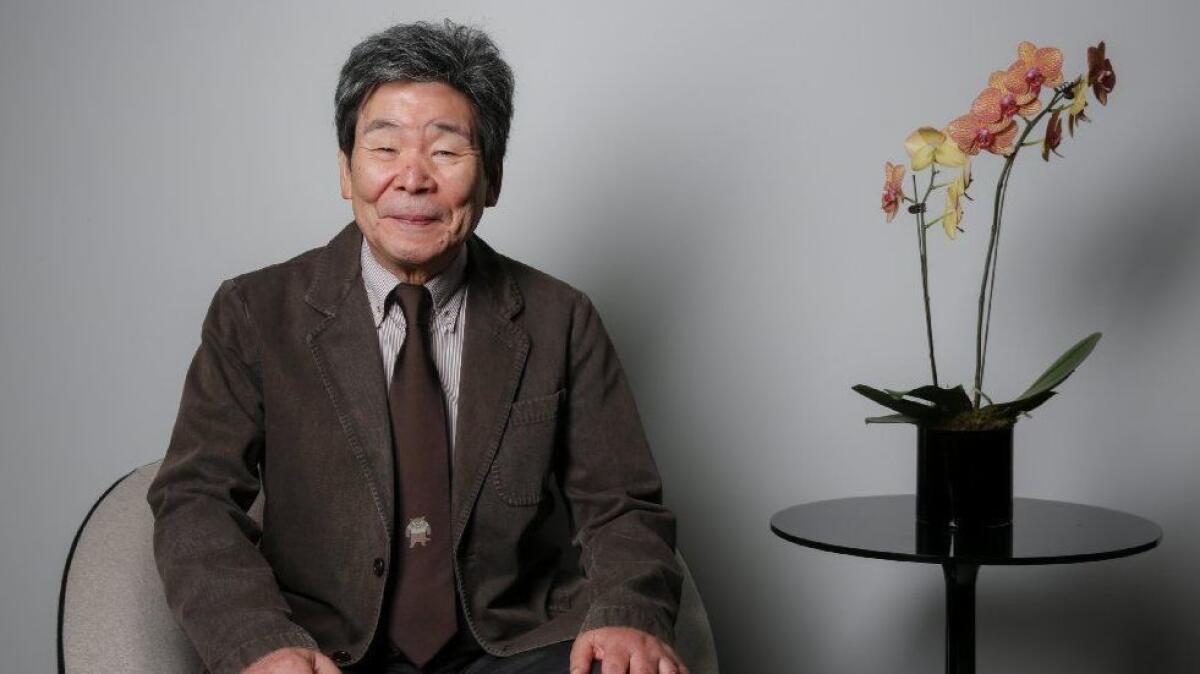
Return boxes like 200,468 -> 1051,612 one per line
383,213 -> 440,226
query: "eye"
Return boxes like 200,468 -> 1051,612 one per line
432,150 -> 456,158
371,147 -> 396,155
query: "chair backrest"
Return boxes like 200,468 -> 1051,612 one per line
59,459 -> 718,673
58,461 -> 206,673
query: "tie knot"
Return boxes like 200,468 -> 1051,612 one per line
391,284 -> 433,328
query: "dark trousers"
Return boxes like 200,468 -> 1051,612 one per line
343,628 -> 602,674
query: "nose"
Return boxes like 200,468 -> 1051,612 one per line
391,156 -> 435,194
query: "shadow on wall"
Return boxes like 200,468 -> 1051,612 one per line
903,549 -> 1190,673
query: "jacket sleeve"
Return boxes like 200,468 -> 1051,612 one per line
559,290 -> 684,646
146,279 -> 318,674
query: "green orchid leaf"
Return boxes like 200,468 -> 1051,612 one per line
990,390 -> 1057,418
886,384 -> 974,414
865,413 -> 921,424
1018,332 -> 1102,401
852,384 -> 938,419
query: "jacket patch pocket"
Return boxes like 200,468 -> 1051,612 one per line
492,389 -> 565,506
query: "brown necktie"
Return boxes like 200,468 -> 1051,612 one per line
385,284 -> 458,666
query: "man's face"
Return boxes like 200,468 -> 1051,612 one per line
339,80 -> 499,283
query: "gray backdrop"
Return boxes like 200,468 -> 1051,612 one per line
3,1 -> 1198,672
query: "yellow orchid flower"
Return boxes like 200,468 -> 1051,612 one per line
1068,78 -> 1088,116
941,167 -> 972,239
1067,77 -> 1089,136
942,184 -> 962,239
905,127 -> 967,171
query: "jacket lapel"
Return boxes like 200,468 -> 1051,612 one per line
304,222 -> 396,537
302,224 -> 529,547
451,235 -> 529,548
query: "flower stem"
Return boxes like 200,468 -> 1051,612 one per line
972,93 -> 1065,408
978,160 -> 1013,402
915,172 -> 939,387
922,166 -> 939,202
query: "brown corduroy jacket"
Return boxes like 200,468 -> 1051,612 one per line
146,222 -> 682,674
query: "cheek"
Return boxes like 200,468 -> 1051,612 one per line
447,203 -> 480,236
443,169 -> 486,227
353,164 -> 395,201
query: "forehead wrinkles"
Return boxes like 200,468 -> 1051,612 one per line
358,82 -> 476,141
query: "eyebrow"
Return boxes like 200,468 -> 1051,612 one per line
430,121 -> 472,141
362,119 -> 400,136
361,118 -> 473,142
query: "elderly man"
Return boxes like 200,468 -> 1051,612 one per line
146,19 -> 686,674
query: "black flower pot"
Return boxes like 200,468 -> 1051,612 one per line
917,426 -> 1013,528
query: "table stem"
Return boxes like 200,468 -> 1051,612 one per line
943,562 -> 979,674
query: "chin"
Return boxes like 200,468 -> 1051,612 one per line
375,229 -> 437,255
385,248 -> 436,267
389,241 -> 452,267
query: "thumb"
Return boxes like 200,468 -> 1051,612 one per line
311,651 -> 343,674
569,634 -> 597,674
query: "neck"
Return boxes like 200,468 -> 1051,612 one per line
370,244 -> 461,285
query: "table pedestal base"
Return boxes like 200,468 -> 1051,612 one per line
943,563 -> 979,674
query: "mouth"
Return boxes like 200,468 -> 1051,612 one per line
381,214 -> 440,227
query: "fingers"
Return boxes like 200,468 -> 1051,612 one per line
658,644 -> 687,674
601,649 -> 629,674
658,656 -> 688,674
629,652 -> 657,674
569,634 -> 598,674
583,647 -> 687,674
242,647 -> 323,674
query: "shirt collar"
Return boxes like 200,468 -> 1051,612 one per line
360,237 -> 468,332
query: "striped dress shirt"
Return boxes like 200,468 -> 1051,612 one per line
360,237 -> 469,450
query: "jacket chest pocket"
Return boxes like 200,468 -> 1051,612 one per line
491,388 -> 565,506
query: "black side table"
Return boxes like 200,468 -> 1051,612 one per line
770,495 -> 1161,674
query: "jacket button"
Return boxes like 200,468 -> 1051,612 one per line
373,557 -> 386,576
332,650 -> 351,664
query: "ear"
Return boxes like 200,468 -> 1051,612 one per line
485,165 -> 503,207
337,149 -> 352,200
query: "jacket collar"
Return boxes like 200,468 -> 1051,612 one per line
304,222 -> 523,322
302,222 -> 529,547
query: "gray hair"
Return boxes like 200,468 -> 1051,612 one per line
334,20 -> 515,188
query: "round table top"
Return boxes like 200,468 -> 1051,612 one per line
770,495 -> 1161,565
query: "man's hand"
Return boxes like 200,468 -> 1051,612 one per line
570,627 -> 690,674
241,647 -> 342,674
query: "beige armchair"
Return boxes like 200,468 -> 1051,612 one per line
58,460 -> 718,673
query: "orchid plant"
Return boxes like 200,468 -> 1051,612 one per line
859,41 -> 1117,430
